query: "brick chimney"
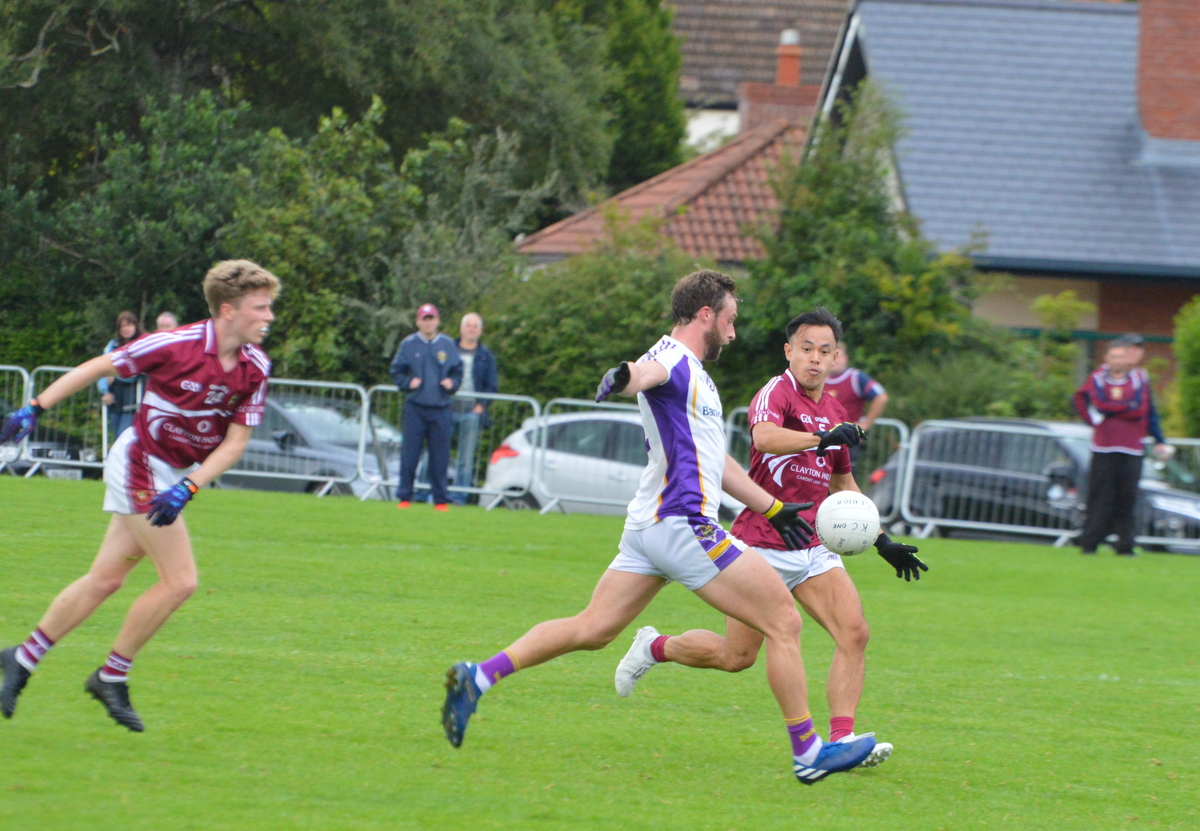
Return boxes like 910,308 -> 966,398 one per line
1139,0 -> 1200,141
738,30 -> 820,134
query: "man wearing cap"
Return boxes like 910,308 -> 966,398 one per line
390,304 -> 463,511
1072,334 -> 1172,556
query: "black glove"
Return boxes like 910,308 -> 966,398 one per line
595,362 -> 632,402
814,422 -> 866,452
763,499 -> 815,550
875,532 -> 928,581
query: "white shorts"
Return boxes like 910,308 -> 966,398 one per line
758,543 -> 845,591
609,515 -> 748,591
102,428 -> 194,515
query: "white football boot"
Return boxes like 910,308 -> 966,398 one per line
615,626 -> 661,697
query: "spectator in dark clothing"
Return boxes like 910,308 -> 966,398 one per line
390,303 -> 462,510
1072,335 -> 1172,556
99,311 -> 144,442
450,313 -> 499,504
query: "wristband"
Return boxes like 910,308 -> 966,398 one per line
874,531 -> 890,549
182,477 -> 200,495
762,498 -> 784,519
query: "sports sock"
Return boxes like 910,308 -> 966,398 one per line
787,712 -> 823,765
649,635 -> 671,663
829,716 -> 855,743
98,651 -> 133,684
15,628 -> 54,672
474,650 -> 519,693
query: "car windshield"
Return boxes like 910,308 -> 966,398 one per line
278,400 -> 402,446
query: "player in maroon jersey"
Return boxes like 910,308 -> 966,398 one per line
615,308 -> 927,769
0,260 -> 280,731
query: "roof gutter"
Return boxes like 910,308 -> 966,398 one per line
973,255 -> 1200,281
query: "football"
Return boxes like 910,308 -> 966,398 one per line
815,491 -> 881,556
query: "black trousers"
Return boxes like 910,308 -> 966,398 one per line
1077,451 -> 1143,553
398,402 -> 452,504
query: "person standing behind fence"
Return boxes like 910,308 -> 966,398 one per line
391,303 -> 462,511
1072,336 -> 1172,556
99,311 -> 145,441
155,311 -> 180,331
450,313 -> 499,505
823,343 -> 888,478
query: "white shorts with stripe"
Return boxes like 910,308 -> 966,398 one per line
102,427 -> 194,515
758,543 -> 845,591
609,515 -> 747,591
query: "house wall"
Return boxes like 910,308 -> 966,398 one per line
1098,280 -> 1197,338
972,275 -> 1100,329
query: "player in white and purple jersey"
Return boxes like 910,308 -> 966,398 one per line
441,271 -> 878,786
614,308 -> 928,776
0,260 -> 280,731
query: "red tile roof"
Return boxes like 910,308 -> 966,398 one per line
515,119 -> 805,265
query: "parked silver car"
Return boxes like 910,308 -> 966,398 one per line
484,411 -> 744,518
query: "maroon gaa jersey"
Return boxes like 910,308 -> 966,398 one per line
110,320 -> 270,468
732,369 -> 852,550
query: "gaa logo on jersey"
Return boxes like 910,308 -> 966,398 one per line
181,380 -> 203,392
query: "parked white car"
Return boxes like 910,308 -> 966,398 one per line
483,411 -> 745,518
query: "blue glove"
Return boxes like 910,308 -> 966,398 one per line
147,478 -> 199,527
595,362 -> 632,402
0,400 -> 45,444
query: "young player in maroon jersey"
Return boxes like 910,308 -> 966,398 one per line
0,260 -> 280,731
615,307 -> 927,769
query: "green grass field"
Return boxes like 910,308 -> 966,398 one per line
1,478 -> 1197,830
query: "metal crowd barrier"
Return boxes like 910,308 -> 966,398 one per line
217,379 -> 371,497
0,365 -> 31,475
528,397 -> 644,515
358,386 -> 540,503
24,366 -> 106,479
724,407 -> 909,524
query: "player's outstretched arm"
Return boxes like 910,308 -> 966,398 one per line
721,456 -> 813,549
751,421 -> 822,454
1,355 -> 119,444
595,360 -> 668,402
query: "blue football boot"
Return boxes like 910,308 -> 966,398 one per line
442,662 -> 482,748
794,734 -> 876,785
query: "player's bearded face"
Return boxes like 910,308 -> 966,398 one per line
702,299 -> 736,362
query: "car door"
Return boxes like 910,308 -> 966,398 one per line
540,418 -> 617,502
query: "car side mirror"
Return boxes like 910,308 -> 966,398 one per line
272,429 -> 298,451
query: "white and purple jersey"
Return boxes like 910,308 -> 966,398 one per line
625,336 -> 727,531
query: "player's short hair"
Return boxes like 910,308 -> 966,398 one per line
203,260 -> 282,317
786,307 -> 843,343
670,269 -> 738,325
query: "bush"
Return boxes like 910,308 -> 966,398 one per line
1173,297 -> 1200,437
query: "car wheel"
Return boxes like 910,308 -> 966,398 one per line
502,493 -> 540,511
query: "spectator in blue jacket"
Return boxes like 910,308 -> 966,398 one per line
98,311 -> 144,442
390,304 -> 463,510
451,313 -> 500,503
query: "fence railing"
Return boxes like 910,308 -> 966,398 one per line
4,358 -> 1200,553
358,386 -> 540,503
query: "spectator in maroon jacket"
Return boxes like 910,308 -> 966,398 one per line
1072,336 -> 1172,556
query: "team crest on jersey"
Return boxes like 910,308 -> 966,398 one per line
133,489 -> 153,505
694,522 -> 718,542
437,350 -> 448,362
227,394 -> 240,408
1111,386 -> 1123,400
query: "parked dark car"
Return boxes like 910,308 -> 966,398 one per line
869,418 -> 1200,549
218,394 -> 401,497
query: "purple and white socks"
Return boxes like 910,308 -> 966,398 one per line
473,650 -> 519,693
787,712 -> 824,766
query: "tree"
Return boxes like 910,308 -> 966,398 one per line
1173,297 -> 1200,437
486,210 -> 708,400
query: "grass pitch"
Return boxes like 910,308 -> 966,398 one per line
0,477 -> 1197,830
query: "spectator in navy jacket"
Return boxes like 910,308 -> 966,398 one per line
390,304 -> 462,510
1072,335 -> 1171,556
450,313 -> 500,503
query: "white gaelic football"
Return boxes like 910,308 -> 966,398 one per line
815,491 -> 881,556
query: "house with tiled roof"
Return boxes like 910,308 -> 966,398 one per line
819,0 -> 1200,359
516,118 -> 805,266
668,0 -> 850,147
